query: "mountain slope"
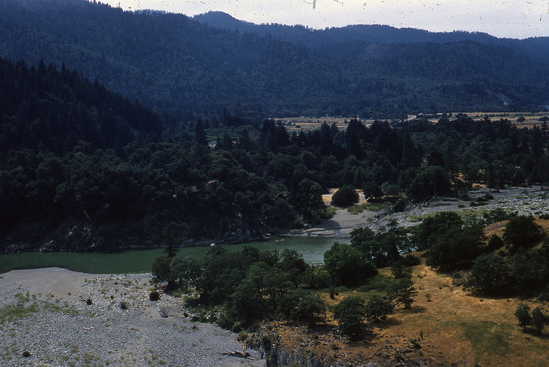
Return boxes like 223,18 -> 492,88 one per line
0,0 -> 547,119
193,11 -> 549,63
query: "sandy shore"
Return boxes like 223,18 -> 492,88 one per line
0,267 -> 264,367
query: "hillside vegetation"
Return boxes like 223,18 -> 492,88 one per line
1,53 -> 549,252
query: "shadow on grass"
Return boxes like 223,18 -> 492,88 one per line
521,328 -> 549,340
398,305 -> 428,314
372,317 -> 402,329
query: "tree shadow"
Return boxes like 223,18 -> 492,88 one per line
371,317 -> 402,329
522,328 -> 549,340
398,305 -> 427,314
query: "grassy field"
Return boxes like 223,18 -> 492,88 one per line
274,111 -> 548,133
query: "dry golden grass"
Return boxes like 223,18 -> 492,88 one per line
273,112 -> 548,134
267,260 -> 549,366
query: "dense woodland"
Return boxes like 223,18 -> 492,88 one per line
0,0 -> 548,120
1,52 -> 549,252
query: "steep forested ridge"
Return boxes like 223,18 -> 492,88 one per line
0,0 -> 547,119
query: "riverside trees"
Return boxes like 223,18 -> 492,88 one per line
2,56 -> 548,251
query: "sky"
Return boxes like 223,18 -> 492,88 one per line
102,0 -> 549,39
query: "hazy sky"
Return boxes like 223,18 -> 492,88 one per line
102,0 -> 548,39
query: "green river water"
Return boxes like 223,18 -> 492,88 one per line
0,237 -> 349,274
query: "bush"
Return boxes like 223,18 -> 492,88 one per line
531,307 -> 548,335
324,242 -> 378,287
514,303 -> 531,332
152,256 -> 172,283
503,216 -> 545,253
486,234 -> 504,252
296,294 -> 327,325
388,279 -> 418,309
333,296 -> 366,340
362,181 -> 383,200
277,291 -> 300,319
483,208 -> 512,224
149,291 -> 161,301
426,224 -> 485,270
477,193 -> 494,202
364,295 -> 394,322
392,198 -> 407,213
86,298 -> 93,305
238,330 -> 248,342
120,301 -> 128,310
331,185 -> 359,207
464,253 -> 513,296
401,255 -> 421,266
22,351 -> 31,358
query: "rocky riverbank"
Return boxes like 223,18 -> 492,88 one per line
0,268 -> 264,367
295,185 -> 549,238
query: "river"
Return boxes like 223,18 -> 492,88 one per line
0,237 -> 349,274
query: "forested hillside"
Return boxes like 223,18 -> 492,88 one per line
0,0 -> 548,119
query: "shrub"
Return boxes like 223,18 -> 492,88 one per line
296,294 -> 327,325
333,296 -> 366,340
120,301 -> 128,310
477,193 -> 494,202
503,216 -> 545,254
331,185 -> 359,207
531,307 -> 548,335
232,322 -> 242,333
390,260 -> 403,276
464,253 -> 513,296
364,295 -> 394,322
401,255 -> 421,266
86,298 -> 93,305
514,304 -> 531,332
22,351 -> 31,358
486,234 -> 504,252
388,279 -> 418,309
276,291 -> 300,319
152,256 -> 172,283
483,208 -> 512,224
324,242 -> 377,287
238,330 -> 248,342
149,291 -> 161,301
426,224 -> 485,270
362,181 -> 383,200
392,198 -> 407,213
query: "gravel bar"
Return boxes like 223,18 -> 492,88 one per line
0,269 -> 264,367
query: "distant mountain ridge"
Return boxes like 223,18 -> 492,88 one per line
0,0 -> 547,119
193,11 -> 549,62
